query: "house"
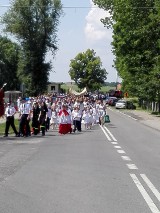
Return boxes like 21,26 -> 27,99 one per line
47,82 -> 62,94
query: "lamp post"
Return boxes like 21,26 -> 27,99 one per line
115,70 -> 119,90
0,60 -> 7,88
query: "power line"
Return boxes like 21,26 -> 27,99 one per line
0,5 -> 97,8
0,5 -> 159,9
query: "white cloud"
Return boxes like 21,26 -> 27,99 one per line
85,0 -> 112,42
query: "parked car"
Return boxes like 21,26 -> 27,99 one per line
115,99 -> 126,109
109,98 -> 119,106
106,97 -> 118,106
115,99 -> 136,109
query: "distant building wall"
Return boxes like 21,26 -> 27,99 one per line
48,82 -> 62,93
4,91 -> 22,108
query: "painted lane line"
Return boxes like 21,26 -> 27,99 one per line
104,126 -> 117,141
111,142 -> 118,145
130,174 -> 160,213
109,107 -> 138,121
116,110 -> 138,121
127,114 -> 138,121
117,150 -> 126,154
114,146 -> 121,149
121,156 -> 131,161
127,164 -> 138,170
141,174 -> 160,202
100,125 -> 111,141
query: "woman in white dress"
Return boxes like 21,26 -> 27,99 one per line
50,106 -> 58,129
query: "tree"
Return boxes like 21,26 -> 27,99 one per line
2,0 -> 62,96
0,36 -> 20,90
93,0 -> 160,102
69,49 -> 107,91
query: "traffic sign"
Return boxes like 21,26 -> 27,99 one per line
124,92 -> 128,97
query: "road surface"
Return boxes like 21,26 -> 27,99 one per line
0,108 -> 160,213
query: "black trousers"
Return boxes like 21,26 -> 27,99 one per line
19,114 -> 30,136
32,117 -> 40,135
5,116 -> 18,136
39,116 -> 46,135
45,117 -> 50,131
73,120 -> 81,132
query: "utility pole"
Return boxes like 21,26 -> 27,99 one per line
115,70 -> 118,90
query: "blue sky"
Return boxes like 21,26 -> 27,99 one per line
0,0 -> 118,83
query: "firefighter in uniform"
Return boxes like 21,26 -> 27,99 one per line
31,101 -> 40,135
38,101 -> 48,136
3,102 -> 18,137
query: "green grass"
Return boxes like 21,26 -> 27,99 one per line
61,83 -> 79,92
99,86 -> 116,93
151,112 -> 160,117
61,83 -> 116,93
0,119 -> 19,136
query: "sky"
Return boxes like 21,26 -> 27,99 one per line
0,0 -> 119,83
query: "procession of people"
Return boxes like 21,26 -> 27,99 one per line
2,93 -> 108,137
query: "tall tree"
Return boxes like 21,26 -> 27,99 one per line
0,36 -> 20,90
93,0 -> 160,101
69,49 -> 107,91
2,0 -> 62,96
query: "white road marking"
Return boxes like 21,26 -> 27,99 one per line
16,140 -> 43,144
104,126 -> 117,141
109,107 -> 138,121
117,110 -> 138,121
111,142 -> 118,144
100,125 -> 111,141
127,164 -> 138,170
117,150 -> 126,154
114,146 -> 121,149
121,156 -> 131,161
130,174 -> 160,213
141,174 -> 160,202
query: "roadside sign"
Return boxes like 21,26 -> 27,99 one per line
124,92 -> 128,98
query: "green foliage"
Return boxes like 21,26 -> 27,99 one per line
69,49 -> 108,91
93,0 -> 160,102
99,85 -> 115,93
103,82 -> 121,87
0,36 -> 20,90
2,0 -> 63,96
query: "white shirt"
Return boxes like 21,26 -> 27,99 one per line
5,106 -> 16,117
51,110 -> 57,118
58,111 -> 71,124
20,103 -> 31,114
72,110 -> 81,121
47,108 -> 52,118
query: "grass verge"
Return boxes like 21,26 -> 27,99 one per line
0,119 -> 19,136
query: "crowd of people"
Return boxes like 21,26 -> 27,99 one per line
3,94 -> 107,137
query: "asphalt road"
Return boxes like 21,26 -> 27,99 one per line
0,109 -> 160,213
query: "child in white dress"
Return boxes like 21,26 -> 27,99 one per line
92,106 -> 99,125
50,106 -> 58,129
82,107 -> 92,129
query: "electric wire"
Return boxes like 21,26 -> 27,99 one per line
0,5 -> 159,9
